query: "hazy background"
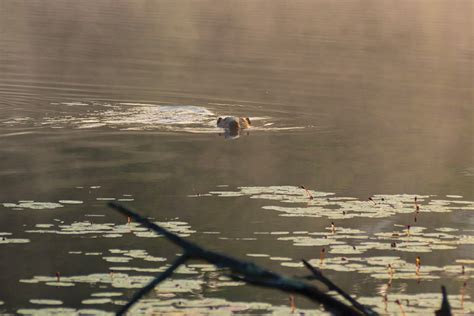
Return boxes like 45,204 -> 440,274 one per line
1,0 -> 472,197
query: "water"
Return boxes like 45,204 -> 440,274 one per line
0,1 -> 473,314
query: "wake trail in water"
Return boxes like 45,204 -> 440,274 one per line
2,101 -> 309,134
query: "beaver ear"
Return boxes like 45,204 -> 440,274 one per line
245,117 -> 251,125
217,117 -> 222,124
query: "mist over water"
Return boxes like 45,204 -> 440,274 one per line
0,1 -> 473,314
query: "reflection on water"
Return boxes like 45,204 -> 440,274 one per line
0,0 -> 472,314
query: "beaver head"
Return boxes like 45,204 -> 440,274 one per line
217,116 -> 251,133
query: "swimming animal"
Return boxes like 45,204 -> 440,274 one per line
216,117 -> 251,130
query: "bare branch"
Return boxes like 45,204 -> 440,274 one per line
435,286 -> 452,316
108,202 -> 371,316
302,259 -> 377,316
230,274 -> 363,316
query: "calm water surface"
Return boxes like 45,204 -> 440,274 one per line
0,1 -> 473,314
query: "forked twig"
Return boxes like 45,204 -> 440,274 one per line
108,202 -> 366,316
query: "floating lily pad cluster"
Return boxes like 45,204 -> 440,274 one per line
203,185 -> 473,313
0,232 -> 30,245
3,185 -> 473,315
25,220 -> 195,239
16,297 -> 322,316
2,201 -> 65,211
207,186 -> 474,219
261,225 -> 474,256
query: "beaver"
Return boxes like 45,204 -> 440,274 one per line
216,117 -> 251,130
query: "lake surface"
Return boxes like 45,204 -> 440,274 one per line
0,1 -> 473,314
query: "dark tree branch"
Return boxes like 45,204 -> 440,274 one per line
108,202 -> 451,316
108,202 -> 366,316
302,259 -> 377,316
435,286 -> 452,316
230,274 -> 365,315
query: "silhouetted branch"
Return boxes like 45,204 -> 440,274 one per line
435,286 -> 452,316
302,259 -> 377,316
230,273 -> 366,315
108,202 -> 366,316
